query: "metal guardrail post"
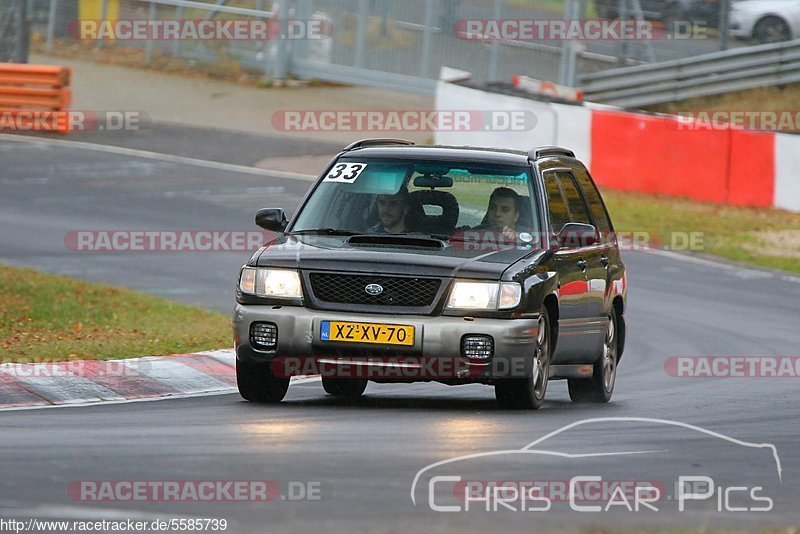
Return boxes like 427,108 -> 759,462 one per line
488,0 -> 502,82
45,0 -> 57,54
419,0 -> 434,78
354,0 -> 368,69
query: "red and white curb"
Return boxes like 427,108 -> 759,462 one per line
0,349 -> 318,410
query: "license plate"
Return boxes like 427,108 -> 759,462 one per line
320,321 -> 415,346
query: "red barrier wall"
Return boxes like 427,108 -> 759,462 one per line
590,109 -> 776,207
726,129 -> 774,207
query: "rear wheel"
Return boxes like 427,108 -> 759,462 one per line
754,16 -> 791,43
236,359 -> 290,403
495,308 -> 551,410
568,310 -> 618,403
322,377 -> 368,398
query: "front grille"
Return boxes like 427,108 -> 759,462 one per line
309,273 -> 441,307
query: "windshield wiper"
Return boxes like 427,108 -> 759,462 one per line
289,228 -> 359,237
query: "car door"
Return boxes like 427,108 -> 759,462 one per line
543,171 -> 590,362
560,169 -> 613,357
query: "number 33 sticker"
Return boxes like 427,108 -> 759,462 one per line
324,163 -> 367,183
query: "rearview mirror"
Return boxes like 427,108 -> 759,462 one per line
255,208 -> 288,232
557,223 -> 598,248
413,174 -> 453,188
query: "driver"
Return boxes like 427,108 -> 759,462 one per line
371,186 -> 410,234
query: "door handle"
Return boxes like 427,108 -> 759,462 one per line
577,259 -> 588,271
600,255 -> 609,267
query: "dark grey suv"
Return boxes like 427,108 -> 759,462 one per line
234,140 -> 627,409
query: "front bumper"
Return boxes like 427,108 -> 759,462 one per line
727,12 -> 751,37
233,304 -> 539,381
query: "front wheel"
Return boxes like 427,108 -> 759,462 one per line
568,310 -> 618,403
236,359 -> 290,403
495,308 -> 551,410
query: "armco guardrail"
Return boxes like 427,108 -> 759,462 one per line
0,64 -> 72,132
579,39 -> 800,107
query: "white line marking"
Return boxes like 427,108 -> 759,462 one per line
0,133 -> 317,181
642,248 -> 800,283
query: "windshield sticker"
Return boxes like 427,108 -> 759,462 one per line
324,163 -> 368,183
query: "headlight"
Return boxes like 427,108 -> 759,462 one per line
446,281 -> 521,310
239,267 -> 303,299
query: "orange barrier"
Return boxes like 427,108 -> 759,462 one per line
0,64 -> 72,133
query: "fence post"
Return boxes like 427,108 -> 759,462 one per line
174,2 -> 184,57
354,0 -> 368,69
488,0 -> 502,82
145,1 -> 156,64
419,0 -> 434,78
18,0 -> 30,62
558,0 -> 580,86
274,0 -> 290,79
95,0 -> 108,49
719,0 -> 730,51
45,0 -> 58,54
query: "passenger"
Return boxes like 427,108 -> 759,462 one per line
477,187 -> 520,237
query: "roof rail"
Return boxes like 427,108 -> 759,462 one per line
528,146 -> 576,160
343,138 -> 415,151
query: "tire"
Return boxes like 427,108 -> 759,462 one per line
322,377 -> 368,398
754,16 -> 791,43
568,309 -> 619,403
236,359 -> 290,403
495,308 -> 551,410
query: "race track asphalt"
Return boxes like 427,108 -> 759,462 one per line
1,127 -> 798,533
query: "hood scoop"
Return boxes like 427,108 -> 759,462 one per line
344,234 -> 445,250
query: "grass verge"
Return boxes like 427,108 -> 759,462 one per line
1,265 -> 231,363
648,84 -> 800,131
602,188 -> 800,273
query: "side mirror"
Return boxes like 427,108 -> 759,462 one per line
557,223 -> 598,248
255,208 -> 288,232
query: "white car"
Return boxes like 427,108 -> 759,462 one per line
729,0 -> 800,43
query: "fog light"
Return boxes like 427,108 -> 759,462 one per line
462,335 -> 494,360
250,322 -> 277,350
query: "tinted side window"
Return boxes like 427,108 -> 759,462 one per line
544,173 -> 570,233
574,167 -> 613,236
557,172 -> 592,226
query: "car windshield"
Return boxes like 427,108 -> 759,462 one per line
290,158 -> 539,239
